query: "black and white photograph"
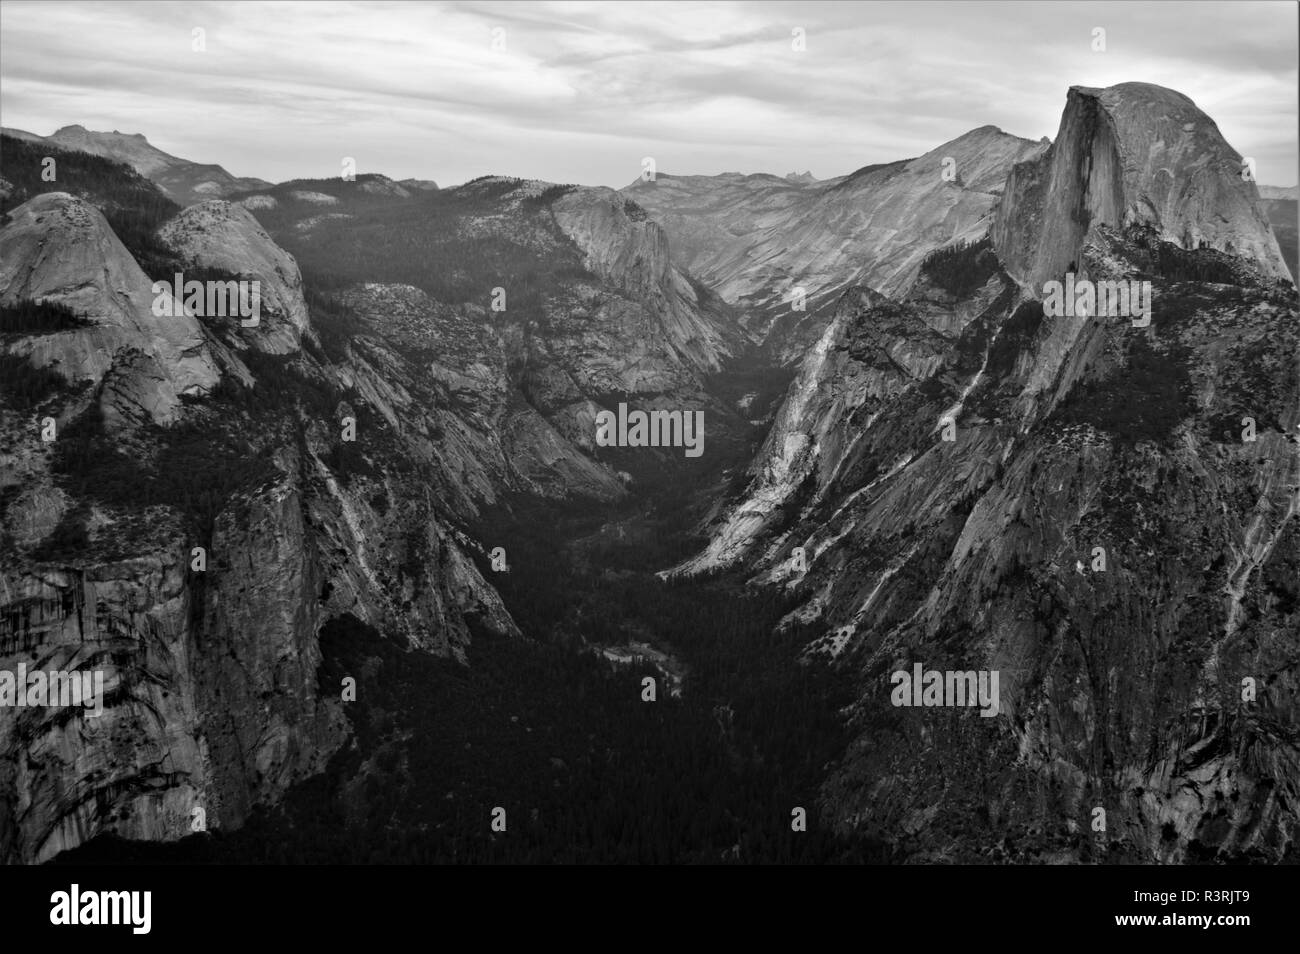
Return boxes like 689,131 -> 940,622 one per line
0,0 -> 1296,929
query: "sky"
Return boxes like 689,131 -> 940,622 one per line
1,0 -> 1296,188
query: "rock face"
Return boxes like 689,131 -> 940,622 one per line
1260,197 -> 1298,281
552,187 -> 747,382
626,126 -> 1046,360
157,200 -> 311,354
236,174 -> 756,489
356,176 -> 411,199
0,425 -> 519,862
992,83 -> 1293,293
1,160 -> 753,862
1,125 -> 272,206
6,81 -> 1296,865
335,282 -> 625,507
288,191 -> 339,206
691,249 -> 1298,862
0,498 -> 343,863
676,276 -> 1006,575
0,192 -> 219,423
0,185 -> 525,862
237,195 -> 278,211
681,84 -> 1300,862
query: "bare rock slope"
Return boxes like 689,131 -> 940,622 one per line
626,126 -> 1046,359
681,83 -> 1300,862
0,192 -> 219,424
992,83 -> 1292,292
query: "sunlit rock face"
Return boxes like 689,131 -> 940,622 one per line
689,248 -> 1298,862
5,77 -> 1296,866
552,186 -> 747,380
673,286 -> 960,576
334,281 -> 626,507
157,200 -> 311,355
993,83 -> 1293,294
0,195 -> 524,863
626,126 -> 1046,361
0,192 -> 219,424
681,83 -> 1299,862
2,164 -> 761,862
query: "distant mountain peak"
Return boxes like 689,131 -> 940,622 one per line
993,80 -> 1292,289
10,124 -> 272,207
785,171 -> 816,183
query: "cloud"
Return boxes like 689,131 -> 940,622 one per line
1,0 -> 1295,186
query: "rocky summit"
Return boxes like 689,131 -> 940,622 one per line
681,84 -> 1298,862
992,83 -> 1292,292
0,77 -> 1296,866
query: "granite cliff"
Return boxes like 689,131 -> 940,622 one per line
0,154 -> 754,862
625,126 -> 1046,361
679,83 -> 1299,862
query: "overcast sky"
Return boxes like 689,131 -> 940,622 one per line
1,0 -> 1296,187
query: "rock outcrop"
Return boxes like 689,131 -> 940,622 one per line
7,79 -> 1295,865
679,83 -> 1300,862
157,200 -> 311,354
552,186 -> 748,382
0,158 -> 760,861
992,83 -> 1293,293
0,186 -> 523,862
0,192 -> 219,424
335,282 -> 626,508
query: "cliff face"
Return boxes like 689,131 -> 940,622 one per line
0,478 -> 345,863
688,237 -> 1298,862
334,281 -> 626,508
626,126 -> 1046,361
5,80 -> 1296,864
0,427 -> 519,862
0,163 -> 751,862
232,175 -> 756,487
552,187 -> 745,378
0,185 -> 524,861
993,83 -> 1293,292
682,84 -> 1300,862
674,282 -> 986,575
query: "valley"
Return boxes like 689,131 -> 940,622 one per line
51,382 -> 885,864
2,79 -> 1297,866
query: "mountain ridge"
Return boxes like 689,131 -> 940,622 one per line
2,124 -> 273,207
2,79 -> 1297,864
